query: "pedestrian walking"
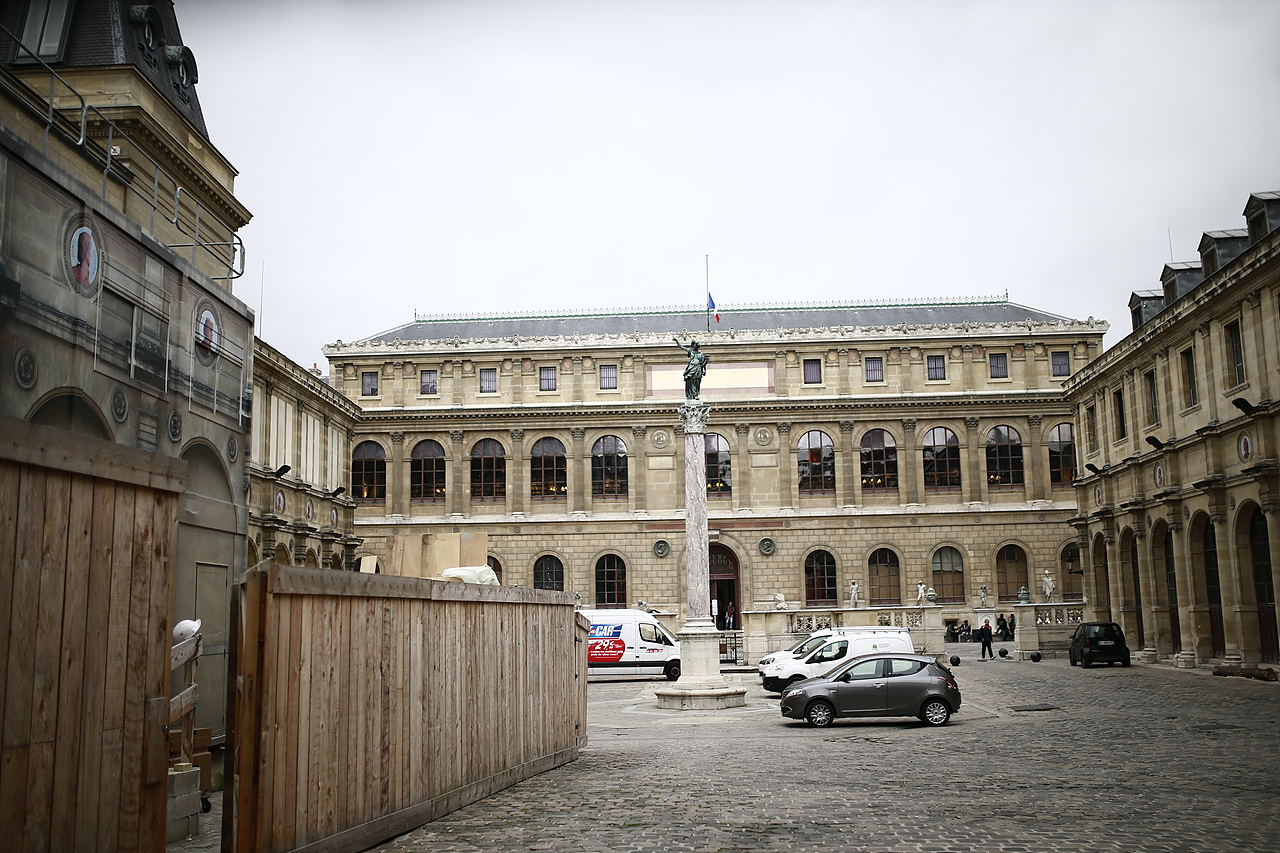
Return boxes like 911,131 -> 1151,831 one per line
978,619 -> 995,659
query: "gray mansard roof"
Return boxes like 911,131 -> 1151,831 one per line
349,297 -> 1084,346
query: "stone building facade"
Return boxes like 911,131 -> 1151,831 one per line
1,2 -> 253,738
325,300 -> 1107,658
247,338 -> 363,572
1065,191 -> 1280,666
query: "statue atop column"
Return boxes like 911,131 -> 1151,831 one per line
674,337 -> 709,401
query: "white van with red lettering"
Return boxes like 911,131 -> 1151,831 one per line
580,609 -> 681,681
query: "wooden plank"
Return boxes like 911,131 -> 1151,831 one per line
269,590 -> 291,848
77,478 -> 115,853
0,417 -> 187,493
96,726 -> 123,853
283,594 -> 303,847
0,461 -> 18,766
292,590 -> 312,847
140,489 -> 177,853
1,465 -> 45,845
170,635 -> 201,670
169,685 -> 197,724
333,594 -> 350,832
117,486 -> 157,852
50,474 -> 93,853
256,575 -> 278,853
103,486 -> 135,732
268,563 -> 576,606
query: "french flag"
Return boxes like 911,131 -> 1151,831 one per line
708,293 -> 719,323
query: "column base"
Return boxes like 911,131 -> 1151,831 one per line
655,685 -> 747,710
655,619 -> 746,709
1174,651 -> 1199,668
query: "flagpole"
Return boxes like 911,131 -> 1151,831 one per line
705,254 -> 710,333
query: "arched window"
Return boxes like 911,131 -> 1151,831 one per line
594,554 -> 626,607
922,427 -> 961,491
352,441 -> 386,502
470,438 -> 506,501
487,555 -> 503,583
534,554 -> 565,591
798,430 -> 835,493
869,548 -> 901,605
985,425 -> 1024,487
859,429 -> 898,491
410,439 -> 446,503
1062,543 -> 1083,601
1047,423 -> 1076,486
530,437 -> 567,500
996,544 -> 1028,602
931,546 -> 964,603
592,435 -> 628,498
706,433 -> 732,494
804,550 -> 837,607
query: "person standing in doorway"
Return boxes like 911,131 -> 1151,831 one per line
724,601 -> 735,630
978,619 -> 995,660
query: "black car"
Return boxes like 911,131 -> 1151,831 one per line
1069,621 -> 1131,668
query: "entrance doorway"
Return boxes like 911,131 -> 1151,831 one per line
709,544 -> 739,630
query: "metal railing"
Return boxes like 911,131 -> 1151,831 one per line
0,23 -> 244,285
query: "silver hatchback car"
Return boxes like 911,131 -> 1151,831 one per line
779,653 -> 961,727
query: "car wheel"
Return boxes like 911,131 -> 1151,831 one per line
664,662 -> 681,681
785,675 -> 805,689
1080,654 -> 1091,668
1122,658 -> 1131,667
1069,652 -> 1077,667
805,700 -> 835,727
920,699 -> 951,726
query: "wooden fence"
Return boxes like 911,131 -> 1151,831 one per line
0,418 -> 185,853
225,562 -> 587,853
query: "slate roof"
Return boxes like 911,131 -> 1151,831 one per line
355,296 -> 1080,344
1,0 -> 209,138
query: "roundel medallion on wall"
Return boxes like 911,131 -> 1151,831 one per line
651,429 -> 670,448
330,507 -> 338,527
1094,485 -> 1103,507
15,347 -> 37,390
111,387 -> 128,423
754,427 -> 773,446
226,434 -> 239,462
1238,432 -> 1252,463
64,214 -> 103,297
193,300 -> 221,367
1154,464 -> 1164,488
168,410 -> 182,443
653,539 -> 670,557
759,537 -> 776,556
305,499 -> 314,522
275,490 -> 285,514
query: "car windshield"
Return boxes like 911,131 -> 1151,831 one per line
792,636 -> 829,656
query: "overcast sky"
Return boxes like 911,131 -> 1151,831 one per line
179,0 -> 1280,370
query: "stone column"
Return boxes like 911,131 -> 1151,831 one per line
449,430 -> 465,516
1026,414 -> 1045,502
655,401 -> 745,710
508,429 -> 525,516
778,422 -> 795,510
901,419 -> 919,505
388,431 -> 406,516
570,427 -> 587,515
964,417 -> 984,504
838,420 -> 856,509
631,426 -> 648,514
734,423 -> 751,514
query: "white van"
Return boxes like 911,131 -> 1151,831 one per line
760,628 -> 914,693
580,609 -> 682,681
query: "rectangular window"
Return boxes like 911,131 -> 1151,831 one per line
1113,389 -> 1127,440
361,371 -> 378,396
539,366 -> 557,391
16,0 -> 75,63
1086,406 -> 1098,452
1181,347 -> 1199,407
927,355 -> 946,380
864,356 -> 883,383
420,369 -> 438,395
1051,351 -> 1070,377
989,353 -> 1008,379
479,368 -> 497,394
803,358 -> 822,384
1144,370 -> 1160,426
1225,321 -> 1245,386
599,364 -> 617,390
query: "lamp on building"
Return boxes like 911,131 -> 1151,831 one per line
328,486 -> 346,498
272,464 -> 291,477
1066,556 -> 1082,574
1084,463 -> 1103,476
1232,398 -> 1260,416
1145,436 -> 1166,450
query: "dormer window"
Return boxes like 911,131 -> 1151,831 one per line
14,0 -> 76,64
164,45 -> 199,103
129,5 -> 165,69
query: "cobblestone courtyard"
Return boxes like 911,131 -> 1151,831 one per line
370,646 -> 1280,853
